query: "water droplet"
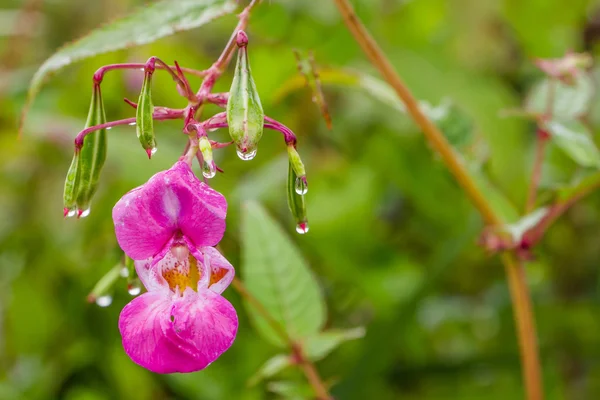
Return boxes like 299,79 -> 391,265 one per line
236,148 -> 257,161
96,295 -> 112,307
106,127 -> 112,130
150,147 -> 158,156
128,122 -> 136,126
119,267 -> 129,278
295,176 -> 308,195
202,160 -> 216,178
296,222 -> 309,234
128,283 -> 141,296
140,68 -> 145,71
79,208 -> 91,218
66,209 -> 77,218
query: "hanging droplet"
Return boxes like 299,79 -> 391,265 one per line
128,122 -> 136,126
295,176 -> 308,195
150,147 -> 158,156
128,282 -> 142,296
296,222 -> 309,234
66,208 -> 77,218
106,127 -> 112,130
95,294 -> 113,307
236,147 -> 257,161
202,160 -> 216,178
119,266 -> 129,278
78,208 -> 91,218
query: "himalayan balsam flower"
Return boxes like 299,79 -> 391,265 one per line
113,160 -> 238,373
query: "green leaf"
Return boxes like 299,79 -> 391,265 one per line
247,354 -> 291,386
544,119 -> 600,168
241,201 -> 326,347
422,99 -> 474,148
525,74 -> 594,119
303,327 -> 366,361
26,0 -> 236,106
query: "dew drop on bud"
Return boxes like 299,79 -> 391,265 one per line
106,127 -> 112,130
66,209 -> 77,218
295,176 -> 308,195
202,160 -> 216,179
79,208 -> 91,218
151,147 -> 158,156
128,283 -> 141,296
96,294 -> 112,307
236,148 -> 257,161
119,267 -> 129,278
296,222 -> 309,234
128,122 -> 136,126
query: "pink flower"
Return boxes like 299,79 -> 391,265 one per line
112,160 -> 238,373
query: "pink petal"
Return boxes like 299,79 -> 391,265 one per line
119,292 -> 201,373
113,161 -> 227,260
167,288 -> 238,367
119,289 -> 237,373
202,246 -> 235,294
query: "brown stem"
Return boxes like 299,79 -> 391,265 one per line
231,277 -> 331,399
331,0 -> 543,398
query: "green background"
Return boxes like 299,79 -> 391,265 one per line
2,0 -> 600,398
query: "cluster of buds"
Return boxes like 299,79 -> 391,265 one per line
63,26 -> 309,234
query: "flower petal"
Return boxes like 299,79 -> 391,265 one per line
202,246 -> 235,294
113,161 -> 227,260
167,288 -> 238,369
119,292 -> 203,373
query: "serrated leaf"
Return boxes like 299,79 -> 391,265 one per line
303,327 -> 366,362
545,119 -> 600,168
241,202 -> 326,347
525,74 -> 594,119
247,354 -> 291,386
26,0 -> 236,107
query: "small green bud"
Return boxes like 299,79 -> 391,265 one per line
136,68 -> 156,158
227,30 -> 264,161
198,136 -> 216,179
287,145 -> 307,195
287,161 -> 308,234
63,149 -> 81,217
73,84 -> 108,217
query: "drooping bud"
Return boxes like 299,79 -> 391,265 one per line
227,30 -> 264,161
63,149 -> 81,217
74,83 -> 108,217
287,161 -> 308,234
287,145 -> 307,195
199,136 -> 216,178
136,62 -> 156,158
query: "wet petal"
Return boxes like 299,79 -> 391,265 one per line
167,288 -> 238,369
119,292 -> 203,373
202,246 -> 235,294
113,161 -> 227,260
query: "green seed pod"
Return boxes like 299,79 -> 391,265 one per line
74,84 -> 108,217
227,31 -> 264,161
136,70 -> 156,158
287,145 -> 308,195
63,149 -> 81,217
287,161 -> 309,234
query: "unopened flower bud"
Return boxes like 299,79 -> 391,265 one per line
136,66 -> 156,158
63,150 -> 81,217
287,161 -> 308,234
287,145 -> 307,195
72,84 -> 107,217
227,30 -> 264,161
199,136 -> 216,178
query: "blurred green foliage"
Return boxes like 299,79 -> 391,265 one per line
3,0 -> 600,399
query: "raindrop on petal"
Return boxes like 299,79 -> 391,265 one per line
236,148 -> 257,161
295,176 -> 308,195
295,222 -> 309,234
96,295 -> 112,307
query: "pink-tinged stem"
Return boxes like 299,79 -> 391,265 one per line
196,0 -> 261,100
202,112 -> 298,146
74,108 -> 185,149
210,140 -> 233,149
207,92 -> 229,107
93,62 -> 209,84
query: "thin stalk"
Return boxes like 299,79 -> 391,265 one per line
231,277 -> 331,399
331,1 -> 543,399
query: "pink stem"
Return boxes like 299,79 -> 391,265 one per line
74,108 -> 185,149
93,62 -> 209,84
202,112 -> 298,146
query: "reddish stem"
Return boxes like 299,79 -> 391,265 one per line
202,112 -> 298,146
93,62 -> 209,84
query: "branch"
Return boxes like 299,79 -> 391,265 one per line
331,1 -> 543,399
